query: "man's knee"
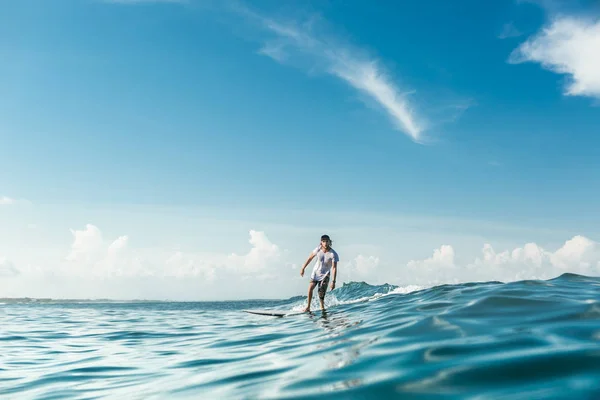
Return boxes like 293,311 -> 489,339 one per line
318,286 -> 327,300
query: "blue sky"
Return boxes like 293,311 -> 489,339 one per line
1,0 -> 600,300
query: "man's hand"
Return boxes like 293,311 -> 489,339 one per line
330,281 -> 336,290
300,268 -> 305,277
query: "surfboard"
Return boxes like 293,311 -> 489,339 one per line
244,309 -> 287,317
243,309 -> 311,317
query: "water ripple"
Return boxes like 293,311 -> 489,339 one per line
2,273 -> 600,399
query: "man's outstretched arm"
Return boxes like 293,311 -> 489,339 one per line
330,261 -> 337,289
300,253 -> 316,277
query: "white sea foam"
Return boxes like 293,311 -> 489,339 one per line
288,283 -> 424,312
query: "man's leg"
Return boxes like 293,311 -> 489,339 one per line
318,276 -> 330,311
305,281 -> 317,312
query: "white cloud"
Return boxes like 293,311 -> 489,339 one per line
228,230 -> 282,273
404,235 -> 600,286
412,244 -> 456,269
0,257 -> 20,277
406,244 -> 458,285
346,254 -> 379,277
509,16 -> 600,99
66,224 -> 104,263
107,235 -> 129,256
64,224 -> 140,278
60,227 -> 283,284
240,9 -> 426,142
6,210 -> 600,301
549,235 -> 596,269
164,251 -> 217,281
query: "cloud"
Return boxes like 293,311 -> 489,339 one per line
0,257 -> 20,277
55,227 -> 292,299
346,254 -> 379,277
236,7 -> 426,143
228,230 -> 282,273
48,224 -> 277,285
64,224 -> 140,277
406,245 -> 458,285
164,251 -> 217,281
61,226 -> 284,284
404,235 -> 600,286
66,224 -> 105,263
509,16 -> 600,99
107,235 -> 129,256
411,244 -> 456,269
549,235 -> 596,269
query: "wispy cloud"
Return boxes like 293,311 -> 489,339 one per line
233,6 -> 426,143
509,16 -> 600,99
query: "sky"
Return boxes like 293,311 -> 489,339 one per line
1,0 -> 600,300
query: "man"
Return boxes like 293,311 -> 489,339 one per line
300,234 -> 339,312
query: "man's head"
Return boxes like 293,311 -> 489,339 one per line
321,234 -> 332,249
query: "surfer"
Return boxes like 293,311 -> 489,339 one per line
300,234 -> 339,312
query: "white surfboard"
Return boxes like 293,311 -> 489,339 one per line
243,309 -> 311,317
243,309 -> 287,317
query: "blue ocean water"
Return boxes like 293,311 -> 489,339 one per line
2,273 -> 600,399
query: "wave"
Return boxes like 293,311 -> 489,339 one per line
3,273 -> 600,398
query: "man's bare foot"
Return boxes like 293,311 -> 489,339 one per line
303,307 -> 310,312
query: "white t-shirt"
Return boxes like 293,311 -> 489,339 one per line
310,246 -> 339,282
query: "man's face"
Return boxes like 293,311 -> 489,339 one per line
321,239 -> 329,248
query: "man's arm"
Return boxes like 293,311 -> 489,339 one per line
300,253 -> 316,277
330,261 -> 337,289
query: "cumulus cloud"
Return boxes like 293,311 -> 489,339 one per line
64,224 -> 138,277
228,230 -> 282,273
549,235 -> 597,269
509,16 -> 600,99
404,235 -> 600,286
66,224 -> 105,263
107,235 -> 129,256
406,245 -> 458,285
164,251 -> 217,281
346,254 -> 380,278
60,227 -> 284,284
411,244 -> 456,269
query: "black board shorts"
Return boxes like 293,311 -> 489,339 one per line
311,275 -> 330,299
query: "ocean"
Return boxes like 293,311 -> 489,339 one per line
2,273 -> 600,399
